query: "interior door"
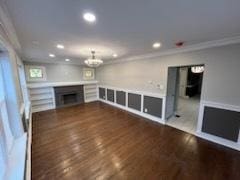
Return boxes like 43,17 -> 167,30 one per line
165,67 -> 178,119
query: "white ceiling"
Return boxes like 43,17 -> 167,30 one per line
5,0 -> 240,65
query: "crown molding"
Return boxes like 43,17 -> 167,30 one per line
105,36 -> 240,65
0,1 -> 21,51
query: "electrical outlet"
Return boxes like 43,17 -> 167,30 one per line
160,85 -> 164,90
157,84 -> 164,90
144,108 -> 148,113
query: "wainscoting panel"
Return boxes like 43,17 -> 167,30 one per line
98,86 -> 167,125
99,88 -> 106,100
202,106 -> 240,142
107,89 -> 115,102
143,96 -> 162,118
128,93 -> 141,111
116,91 -> 126,106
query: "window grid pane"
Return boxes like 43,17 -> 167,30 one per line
29,68 -> 43,78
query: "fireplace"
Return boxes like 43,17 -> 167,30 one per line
54,85 -> 84,108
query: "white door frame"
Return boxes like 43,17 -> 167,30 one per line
165,64 -> 205,131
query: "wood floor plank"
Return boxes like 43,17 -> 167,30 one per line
32,101 -> 240,180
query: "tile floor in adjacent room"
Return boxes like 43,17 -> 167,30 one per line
167,96 -> 200,134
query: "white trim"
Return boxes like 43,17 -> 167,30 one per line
25,65 -> 47,82
196,100 -> 240,151
4,134 -> 27,180
20,103 -> 25,116
27,81 -> 98,88
99,85 -> 165,99
25,105 -> 32,180
50,87 -> 56,109
98,85 -> 166,125
105,36 -> 240,65
196,132 -> 240,151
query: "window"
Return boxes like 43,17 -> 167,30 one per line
29,68 -> 43,78
83,68 -> 95,80
25,65 -> 46,82
0,61 -> 14,178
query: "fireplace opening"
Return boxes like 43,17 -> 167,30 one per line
63,93 -> 77,105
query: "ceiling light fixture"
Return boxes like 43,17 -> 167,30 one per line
65,59 -> 70,62
152,42 -> 161,49
113,53 -> 118,58
49,53 -> 55,58
57,44 -> 65,49
83,12 -> 96,23
191,66 -> 204,73
84,51 -> 103,67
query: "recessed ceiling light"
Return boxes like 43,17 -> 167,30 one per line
83,12 -> 96,23
56,44 -> 65,49
152,42 -> 161,49
65,59 -> 70,62
113,53 -> 118,58
49,53 -> 55,58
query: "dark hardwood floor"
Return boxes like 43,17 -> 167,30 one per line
32,101 -> 240,180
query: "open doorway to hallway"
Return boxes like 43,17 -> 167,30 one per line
165,65 -> 204,134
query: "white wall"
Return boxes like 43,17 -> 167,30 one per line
24,62 -> 91,83
97,44 -> 240,107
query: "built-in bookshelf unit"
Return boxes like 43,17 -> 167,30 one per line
29,87 -> 55,113
28,81 -> 98,113
84,84 -> 98,102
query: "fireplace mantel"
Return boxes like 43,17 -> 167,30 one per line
27,81 -> 98,88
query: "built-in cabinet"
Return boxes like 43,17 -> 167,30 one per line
98,86 -> 166,124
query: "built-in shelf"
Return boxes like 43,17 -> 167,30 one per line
32,103 -> 54,113
84,84 -> 98,102
31,99 -> 53,106
28,86 -> 55,113
30,94 -> 53,101
30,88 -> 52,95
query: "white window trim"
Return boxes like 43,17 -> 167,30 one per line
25,65 -> 47,82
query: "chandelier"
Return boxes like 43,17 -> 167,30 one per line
84,51 -> 103,67
191,66 -> 204,73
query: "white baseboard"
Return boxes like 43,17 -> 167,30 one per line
85,98 -> 98,103
26,106 -> 32,180
196,131 -> 240,151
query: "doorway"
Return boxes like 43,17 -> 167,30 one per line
165,65 -> 204,134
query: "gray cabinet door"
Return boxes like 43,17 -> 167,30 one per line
128,93 -> 141,111
99,88 -> 106,99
